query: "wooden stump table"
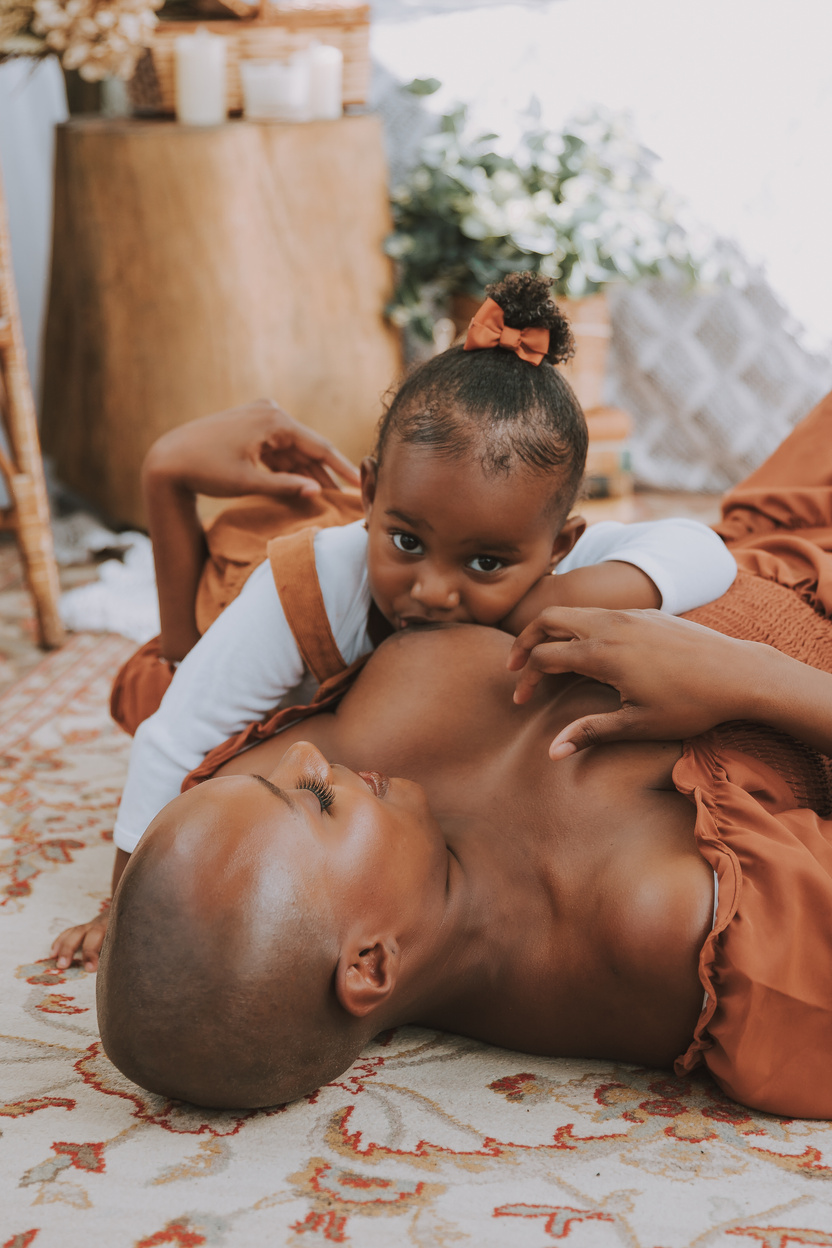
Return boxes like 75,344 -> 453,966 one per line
42,114 -> 400,527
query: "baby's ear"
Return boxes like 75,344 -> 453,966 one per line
548,514 -> 587,571
335,938 -> 397,1019
360,458 -> 379,515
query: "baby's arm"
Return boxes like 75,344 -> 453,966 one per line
116,521 -> 369,854
50,522 -> 372,970
52,561 -> 307,970
112,560 -> 309,856
503,518 -> 736,635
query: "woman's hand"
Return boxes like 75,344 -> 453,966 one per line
51,913 -> 110,972
142,399 -> 360,500
507,606 -> 767,759
142,401 -> 360,662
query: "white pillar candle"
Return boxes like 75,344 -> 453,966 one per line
307,42 -> 343,121
240,55 -> 309,122
175,27 -> 227,127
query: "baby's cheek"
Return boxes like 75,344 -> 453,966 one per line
466,582 -> 522,627
367,551 -> 407,609
478,568 -> 546,625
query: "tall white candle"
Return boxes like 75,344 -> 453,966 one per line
175,28 -> 227,126
307,42 -> 343,121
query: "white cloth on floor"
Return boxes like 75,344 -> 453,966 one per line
59,533 -> 160,644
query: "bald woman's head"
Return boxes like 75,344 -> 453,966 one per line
97,780 -> 365,1108
97,748 -> 451,1107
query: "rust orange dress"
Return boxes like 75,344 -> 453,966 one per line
665,389 -> 832,1117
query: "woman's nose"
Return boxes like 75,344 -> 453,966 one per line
268,740 -> 331,785
411,567 -> 461,611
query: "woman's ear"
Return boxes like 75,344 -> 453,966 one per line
360,458 -> 379,516
335,938 -> 397,1018
548,514 -> 587,571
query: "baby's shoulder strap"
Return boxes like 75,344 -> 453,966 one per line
267,526 -> 347,685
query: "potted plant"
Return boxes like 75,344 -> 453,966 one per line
385,91 -> 725,410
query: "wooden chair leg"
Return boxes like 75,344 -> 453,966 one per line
9,469 -> 65,649
0,165 -> 65,649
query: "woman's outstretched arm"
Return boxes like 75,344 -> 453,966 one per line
508,606 -> 832,760
143,399 -> 359,662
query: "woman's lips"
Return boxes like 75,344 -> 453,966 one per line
357,771 -> 389,798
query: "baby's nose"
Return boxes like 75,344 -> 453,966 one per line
411,569 -> 460,611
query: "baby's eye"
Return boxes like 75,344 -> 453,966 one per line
392,532 -> 424,555
467,555 -> 505,574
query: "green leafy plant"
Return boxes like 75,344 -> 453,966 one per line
386,90 -> 725,341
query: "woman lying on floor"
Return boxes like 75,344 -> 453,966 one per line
97,392 -> 832,1119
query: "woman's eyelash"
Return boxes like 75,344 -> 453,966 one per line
297,774 -> 336,814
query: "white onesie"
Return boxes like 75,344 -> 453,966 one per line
113,517 -> 737,852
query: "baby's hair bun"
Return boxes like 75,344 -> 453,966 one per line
485,271 -> 574,366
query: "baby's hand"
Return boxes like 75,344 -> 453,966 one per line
51,913 -> 110,973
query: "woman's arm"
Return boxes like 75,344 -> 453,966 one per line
143,399 -> 360,662
508,605 -> 832,759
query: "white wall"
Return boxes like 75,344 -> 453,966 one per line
0,55 -> 67,415
373,0 -> 832,350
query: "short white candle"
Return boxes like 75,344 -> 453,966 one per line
175,27 -> 227,126
240,55 -> 309,122
307,42 -> 343,121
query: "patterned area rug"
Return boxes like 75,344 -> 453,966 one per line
3,638 -> 832,1247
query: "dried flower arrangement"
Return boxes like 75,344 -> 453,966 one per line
0,0 -> 162,80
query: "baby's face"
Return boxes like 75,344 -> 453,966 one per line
362,439 -> 572,631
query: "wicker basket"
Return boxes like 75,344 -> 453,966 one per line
129,4 -> 370,115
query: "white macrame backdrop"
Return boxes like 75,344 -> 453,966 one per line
607,278 -> 832,493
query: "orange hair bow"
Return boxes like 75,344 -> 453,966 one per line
463,297 -> 550,366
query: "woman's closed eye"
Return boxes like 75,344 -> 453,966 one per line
296,774 -> 336,814
391,531 -> 424,556
467,555 -> 505,574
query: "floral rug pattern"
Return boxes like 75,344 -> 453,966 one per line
2,635 -> 832,1246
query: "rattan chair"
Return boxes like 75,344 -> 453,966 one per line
0,166 -> 64,649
